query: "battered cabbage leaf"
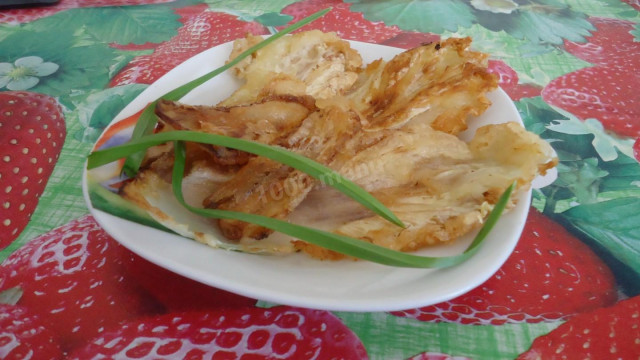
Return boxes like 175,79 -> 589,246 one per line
120,32 -> 557,259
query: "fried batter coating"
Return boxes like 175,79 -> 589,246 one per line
222,30 -> 362,105
296,122 -> 557,259
347,37 -> 497,133
204,104 -> 366,240
155,95 -> 316,166
292,122 -> 557,259
121,32 -> 556,260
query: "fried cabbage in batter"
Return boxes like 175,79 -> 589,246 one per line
120,31 -> 557,259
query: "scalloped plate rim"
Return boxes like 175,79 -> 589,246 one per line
83,38 -> 534,312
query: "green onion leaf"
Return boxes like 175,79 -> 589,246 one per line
170,141 -> 515,268
88,130 -> 404,228
88,5 -> 515,268
121,7 -> 332,177
122,105 -> 157,177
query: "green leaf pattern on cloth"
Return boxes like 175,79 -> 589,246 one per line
547,115 -> 636,161
516,96 -> 640,294
69,84 -> 148,142
203,0 -> 300,21
444,23 -> 592,85
563,198 -> 640,276
500,48 -> 590,85
347,0 -> 476,33
0,56 -> 58,90
497,5 -> 593,44
335,311 -> 560,359
1,1 -> 639,359
632,21 -> 640,39
75,7 -> 183,45
554,157 -> 610,205
26,6 -> 182,45
0,29 -> 115,97
347,0 -> 596,45
563,0 -> 640,21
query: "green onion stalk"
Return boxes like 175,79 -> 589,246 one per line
87,8 -> 514,268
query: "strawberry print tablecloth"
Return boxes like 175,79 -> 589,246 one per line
1,0 -> 639,359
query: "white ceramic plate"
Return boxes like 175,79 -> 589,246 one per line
84,39 -> 540,312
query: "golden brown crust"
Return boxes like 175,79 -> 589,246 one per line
203,104 -> 366,240
154,95 -> 316,166
290,122 -> 556,260
347,37 -> 497,133
223,30 -> 363,106
121,32 -> 556,261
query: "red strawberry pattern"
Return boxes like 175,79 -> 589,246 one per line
0,303 -> 63,360
488,59 -> 519,88
0,0 -> 176,25
0,215 -> 162,352
622,0 -> 640,11
0,1 -> 636,359
543,17 -> 640,138
542,66 -> 639,138
123,250 -> 257,312
506,83 -> 542,101
171,2 -> 209,20
281,0 -> 402,43
517,295 -> 640,359
487,59 -> 541,101
390,208 -> 617,325
381,31 -> 441,49
68,306 -> 369,359
109,10 -> 269,86
0,7 -> 61,25
564,17 -> 640,69
0,91 -> 66,250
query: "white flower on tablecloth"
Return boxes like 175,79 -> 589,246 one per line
0,56 -> 59,90
470,0 -> 519,14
